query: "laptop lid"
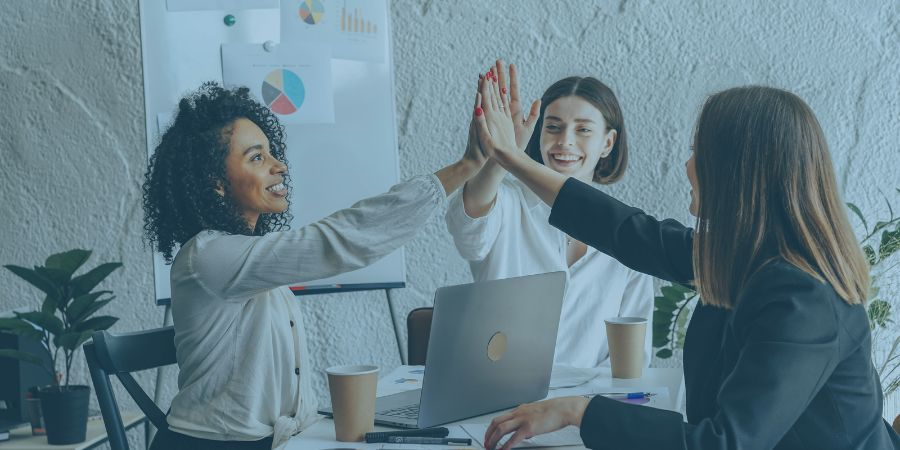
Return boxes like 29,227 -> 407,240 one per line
415,271 -> 567,428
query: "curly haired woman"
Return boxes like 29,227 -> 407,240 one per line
142,82 -> 486,450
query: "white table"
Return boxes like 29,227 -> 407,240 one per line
287,365 -> 683,449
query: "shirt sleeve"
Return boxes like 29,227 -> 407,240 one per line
549,177 -> 694,285
615,270 -> 655,367
444,182 -> 506,262
189,174 -> 447,300
579,267 -> 843,450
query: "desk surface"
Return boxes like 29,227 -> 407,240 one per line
0,412 -> 145,450
288,365 -> 684,450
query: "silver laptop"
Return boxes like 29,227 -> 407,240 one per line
318,271 -> 567,428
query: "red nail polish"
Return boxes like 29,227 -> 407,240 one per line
475,107 -> 483,117
501,87 -> 507,94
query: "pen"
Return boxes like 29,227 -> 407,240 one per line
387,437 -> 473,445
599,392 -> 655,399
364,427 -> 450,443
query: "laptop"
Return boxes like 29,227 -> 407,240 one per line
318,271 -> 567,428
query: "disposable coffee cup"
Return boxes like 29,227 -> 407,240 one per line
605,317 -> 647,379
325,365 -> 379,442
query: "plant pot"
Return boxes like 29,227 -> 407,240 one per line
37,385 -> 90,445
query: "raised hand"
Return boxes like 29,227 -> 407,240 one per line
495,60 -> 541,150
473,66 -> 521,164
462,82 -> 489,168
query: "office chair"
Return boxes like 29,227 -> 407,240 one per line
83,327 -> 176,450
406,307 -> 433,365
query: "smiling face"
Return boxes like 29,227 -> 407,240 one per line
538,96 -> 617,183
217,117 -> 288,230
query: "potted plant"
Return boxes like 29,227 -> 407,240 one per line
652,189 -> 900,405
0,249 -> 121,445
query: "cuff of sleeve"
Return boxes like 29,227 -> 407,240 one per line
579,395 -> 685,450
446,186 -> 498,226
425,173 -> 450,215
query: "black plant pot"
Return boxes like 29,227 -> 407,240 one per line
37,385 -> 90,445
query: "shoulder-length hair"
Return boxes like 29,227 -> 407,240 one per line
524,77 -> 628,184
692,86 -> 869,308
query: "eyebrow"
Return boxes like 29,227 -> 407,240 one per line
544,116 -> 597,124
242,144 -> 265,155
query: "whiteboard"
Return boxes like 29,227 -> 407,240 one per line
139,0 -> 404,301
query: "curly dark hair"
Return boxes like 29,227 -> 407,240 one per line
142,82 -> 292,262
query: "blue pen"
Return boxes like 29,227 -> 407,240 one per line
599,392 -> 654,399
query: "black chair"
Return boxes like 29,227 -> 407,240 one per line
83,327 -> 176,450
406,307 -> 433,365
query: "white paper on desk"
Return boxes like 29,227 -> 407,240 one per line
461,423 -> 583,448
222,43 -> 334,124
167,0 -> 278,11
546,385 -> 671,410
549,364 -> 604,389
376,365 -> 425,397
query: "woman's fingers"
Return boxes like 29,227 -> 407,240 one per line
500,429 -> 531,450
495,59 -> 510,110
486,416 -> 519,450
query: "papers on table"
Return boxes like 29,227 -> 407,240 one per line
549,364 -> 604,389
461,423 -> 583,448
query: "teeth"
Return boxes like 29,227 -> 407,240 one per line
267,183 -> 286,192
553,154 -> 581,161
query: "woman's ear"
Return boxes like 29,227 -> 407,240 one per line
214,180 -> 225,197
600,129 -> 617,158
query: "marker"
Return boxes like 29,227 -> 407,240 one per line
387,437 -> 472,445
599,392 -> 655,399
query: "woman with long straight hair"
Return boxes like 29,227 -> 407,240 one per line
445,61 -> 653,369
472,67 -> 900,449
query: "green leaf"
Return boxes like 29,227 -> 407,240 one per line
0,318 -> 44,341
867,299 -> 892,330
45,249 -> 91,278
34,266 -> 71,286
675,305 -> 692,348
3,265 -> 57,297
14,311 -> 64,335
863,245 -> 877,266
74,315 -> 118,333
655,348 -> 673,359
873,221 -> 890,235
66,292 -> 112,323
41,294 -> 57,315
879,229 -> 900,260
70,263 -> 122,297
846,203 -> 868,232
54,331 -> 94,351
0,349 -> 45,366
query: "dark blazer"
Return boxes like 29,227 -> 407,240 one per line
548,178 -> 900,450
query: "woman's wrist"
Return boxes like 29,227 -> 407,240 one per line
568,396 -> 591,427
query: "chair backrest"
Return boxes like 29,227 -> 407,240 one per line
406,307 -> 433,365
83,327 -> 176,450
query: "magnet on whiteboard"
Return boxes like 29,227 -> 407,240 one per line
263,41 -> 277,52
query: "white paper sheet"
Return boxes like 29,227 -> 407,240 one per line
549,364 -> 604,389
167,0 -> 278,11
280,0 -> 387,62
221,43 -> 335,124
461,423 -> 583,448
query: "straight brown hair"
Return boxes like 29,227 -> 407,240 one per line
692,86 -> 869,308
524,77 -> 628,184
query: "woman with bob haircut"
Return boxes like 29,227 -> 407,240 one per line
142,82 -> 487,450
471,67 -> 900,449
446,61 -> 652,369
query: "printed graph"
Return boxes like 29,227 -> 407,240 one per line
262,69 -> 305,115
299,0 -> 325,25
341,2 -> 377,34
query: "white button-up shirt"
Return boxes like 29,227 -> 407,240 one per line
445,176 -> 654,368
166,175 -> 447,449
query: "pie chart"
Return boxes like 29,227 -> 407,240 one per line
299,0 -> 325,25
262,69 -> 305,116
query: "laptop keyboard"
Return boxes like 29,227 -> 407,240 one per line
379,404 -> 419,419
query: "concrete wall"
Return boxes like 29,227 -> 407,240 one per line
1,1 -> 898,446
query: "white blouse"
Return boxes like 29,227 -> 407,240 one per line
445,176 -> 654,368
166,174 -> 447,449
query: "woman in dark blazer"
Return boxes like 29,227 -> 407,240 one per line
469,67 -> 900,449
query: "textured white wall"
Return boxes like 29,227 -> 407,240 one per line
1,1 -> 899,445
